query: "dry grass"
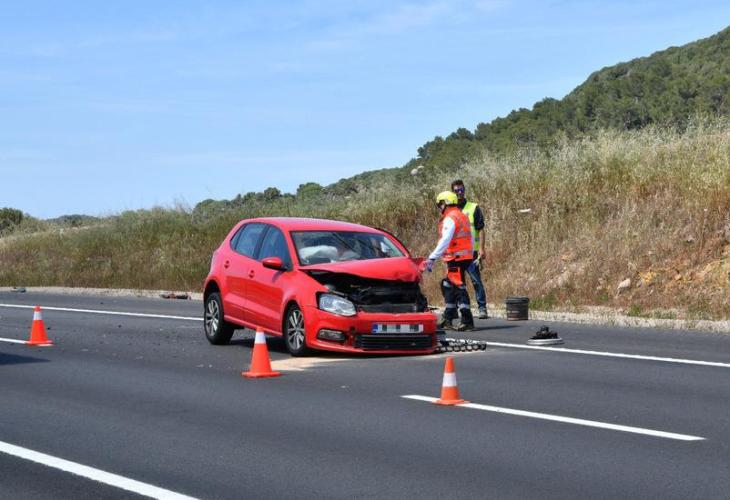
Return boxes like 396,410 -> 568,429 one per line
1,121 -> 729,317
417,121 -> 730,318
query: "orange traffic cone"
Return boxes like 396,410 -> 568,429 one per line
27,306 -> 53,346
434,357 -> 467,405
242,328 -> 281,379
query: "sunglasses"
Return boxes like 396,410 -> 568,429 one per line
454,187 -> 465,193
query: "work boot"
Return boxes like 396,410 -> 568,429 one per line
437,317 -> 454,330
478,307 -> 489,319
455,322 -> 475,332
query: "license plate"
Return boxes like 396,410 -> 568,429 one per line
371,324 -> 424,334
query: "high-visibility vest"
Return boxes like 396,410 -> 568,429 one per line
439,207 -> 473,262
461,201 -> 480,249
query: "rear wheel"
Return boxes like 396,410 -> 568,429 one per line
284,305 -> 312,357
204,292 -> 235,345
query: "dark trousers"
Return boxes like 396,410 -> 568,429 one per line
441,260 -> 474,326
466,259 -> 487,309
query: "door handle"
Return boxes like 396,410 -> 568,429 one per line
248,270 -> 255,279
224,260 -> 230,269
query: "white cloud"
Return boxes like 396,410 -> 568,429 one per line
425,76 -> 582,94
473,0 -> 510,13
15,28 -> 179,59
155,149 -> 362,168
0,149 -> 53,162
305,0 -> 510,52
74,29 -> 179,49
367,2 -> 452,34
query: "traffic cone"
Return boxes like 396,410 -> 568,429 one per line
27,306 -> 53,346
434,357 -> 467,405
242,328 -> 281,379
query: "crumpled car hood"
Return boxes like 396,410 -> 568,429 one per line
302,257 -> 424,282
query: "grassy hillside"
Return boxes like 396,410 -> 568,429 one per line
399,25 -> 730,178
2,121 -> 729,318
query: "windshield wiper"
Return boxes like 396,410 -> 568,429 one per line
354,236 -> 388,258
330,232 -> 360,256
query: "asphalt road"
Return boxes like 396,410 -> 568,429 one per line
1,291 -> 729,499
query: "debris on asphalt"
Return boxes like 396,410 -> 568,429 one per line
527,325 -> 564,346
160,292 -> 191,300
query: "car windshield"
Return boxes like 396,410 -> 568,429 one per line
291,231 -> 405,265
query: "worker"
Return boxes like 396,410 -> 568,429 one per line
452,179 -> 489,319
425,191 -> 475,331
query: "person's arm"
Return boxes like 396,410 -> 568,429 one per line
428,217 -> 455,261
474,206 -> 486,260
479,232 -> 486,261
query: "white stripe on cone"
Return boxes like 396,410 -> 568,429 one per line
33,310 -> 42,321
442,372 -> 457,387
254,330 -> 266,344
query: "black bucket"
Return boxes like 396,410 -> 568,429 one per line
505,296 -> 529,321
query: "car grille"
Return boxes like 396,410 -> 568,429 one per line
358,303 -> 421,313
354,334 -> 433,351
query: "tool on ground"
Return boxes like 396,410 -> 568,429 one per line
434,357 -> 468,405
242,328 -> 281,378
27,306 -> 53,346
527,325 -> 564,346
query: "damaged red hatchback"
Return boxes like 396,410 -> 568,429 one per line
203,217 -> 438,356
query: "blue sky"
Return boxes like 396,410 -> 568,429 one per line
1,1 -> 729,218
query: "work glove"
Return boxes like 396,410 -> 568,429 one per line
425,258 -> 435,273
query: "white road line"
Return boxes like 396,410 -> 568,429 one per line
0,303 -> 201,322
402,395 -> 705,441
0,439 -> 199,499
485,341 -> 730,368
0,337 -> 28,344
0,303 -> 727,369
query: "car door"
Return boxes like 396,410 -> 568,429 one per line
224,223 -> 266,324
245,225 -> 293,333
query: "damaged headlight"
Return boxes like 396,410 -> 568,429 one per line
318,293 -> 357,317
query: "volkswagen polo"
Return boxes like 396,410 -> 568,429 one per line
203,217 -> 438,356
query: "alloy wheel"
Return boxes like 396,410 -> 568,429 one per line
205,298 -> 220,335
286,309 -> 305,351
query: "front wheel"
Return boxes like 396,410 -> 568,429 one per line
204,292 -> 235,345
284,305 -> 312,357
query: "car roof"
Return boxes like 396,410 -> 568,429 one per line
245,217 -> 384,233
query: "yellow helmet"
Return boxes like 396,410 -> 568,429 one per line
436,191 -> 458,206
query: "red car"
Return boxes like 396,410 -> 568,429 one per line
203,217 -> 438,356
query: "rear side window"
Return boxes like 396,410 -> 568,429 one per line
259,227 -> 292,268
233,223 -> 266,258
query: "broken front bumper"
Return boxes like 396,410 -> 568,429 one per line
302,306 -> 439,354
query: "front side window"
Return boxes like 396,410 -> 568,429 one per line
292,231 -> 405,265
258,227 -> 292,267
233,223 -> 266,258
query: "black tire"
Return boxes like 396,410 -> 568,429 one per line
283,304 -> 312,357
204,292 -> 235,345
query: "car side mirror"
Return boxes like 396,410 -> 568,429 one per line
262,256 -> 287,271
